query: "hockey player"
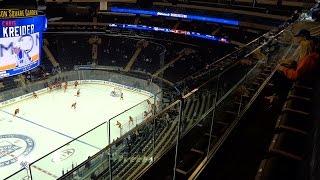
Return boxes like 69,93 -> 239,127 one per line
14,108 -> 20,117
120,92 -> 124,100
74,81 -> 79,89
71,102 -> 77,109
129,116 -> 134,125
64,82 -> 68,92
32,92 -> 38,98
116,121 -> 122,129
76,89 -> 80,97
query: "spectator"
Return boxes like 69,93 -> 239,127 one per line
281,29 -> 314,67
278,32 -> 319,81
266,32 -> 320,104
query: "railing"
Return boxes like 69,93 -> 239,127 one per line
135,25 -> 295,179
51,24 -> 296,180
189,44 -> 291,178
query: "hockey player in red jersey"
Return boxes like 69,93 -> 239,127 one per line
71,102 -> 77,109
64,82 -> 68,92
14,108 -> 20,117
76,89 -> 80,97
129,116 -> 134,125
74,81 -> 79,89
116,121 -> 122,129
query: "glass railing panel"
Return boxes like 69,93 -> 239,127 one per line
4,168 -> 29,180
108,118 -> 154,179
55,94 -> 162,180
205,37 -> 292,153
153,100 -> 181,160
129,100 -> 182,179
180,76 -> 219,135
174,103 -> 216,179
107,95 -> 160,179
29,122 -> 109,180
108,96 -> 155,142
61,150 -> 110,180
155,100 -> 181,179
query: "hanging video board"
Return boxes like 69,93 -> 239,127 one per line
0,15 -> 47,78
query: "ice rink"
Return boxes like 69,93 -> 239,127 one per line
0,82 -> 153,179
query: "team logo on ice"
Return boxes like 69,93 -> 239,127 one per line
51,148 -> 75,163
0,134 -> 34,167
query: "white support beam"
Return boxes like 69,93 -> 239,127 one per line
124,48 -> 143,72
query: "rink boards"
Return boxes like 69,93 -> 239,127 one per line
0,80 -> 154,108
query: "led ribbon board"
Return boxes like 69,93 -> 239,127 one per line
0,15 -> 47,78
110,7 -> 239,26
108,23 -> 229,43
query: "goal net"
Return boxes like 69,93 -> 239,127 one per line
110,88 -> 122,97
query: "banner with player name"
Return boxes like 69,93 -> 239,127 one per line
0,15 -> 47,78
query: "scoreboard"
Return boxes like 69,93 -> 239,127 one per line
0,15 -> 46,78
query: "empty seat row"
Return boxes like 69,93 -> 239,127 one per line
256,80 -> 315,180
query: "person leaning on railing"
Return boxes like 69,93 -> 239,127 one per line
281,29 -> 314,68
265,30 -> 320,104
277,30 -> 320,81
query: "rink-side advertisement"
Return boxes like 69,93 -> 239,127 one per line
0,15 -> 47,78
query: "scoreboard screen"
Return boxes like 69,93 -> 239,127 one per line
0,15 -> 46,78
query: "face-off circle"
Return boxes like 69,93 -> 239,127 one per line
0,134 -> 34,167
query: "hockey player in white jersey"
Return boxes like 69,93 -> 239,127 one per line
13,43 -> 33,68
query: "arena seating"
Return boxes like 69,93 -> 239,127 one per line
147,38 -> 287,179
132,43 -> 164,73
0,77 -> 18,92
45,35 -> 92,70
256,79 -> 316,179
98,37 -> 138,68
43,32 -> 237,84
